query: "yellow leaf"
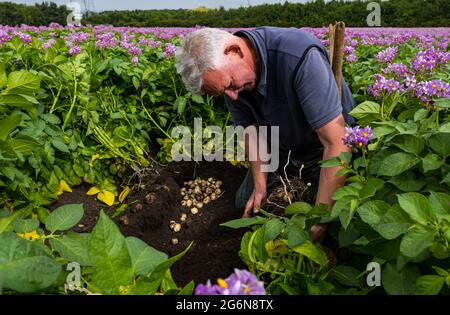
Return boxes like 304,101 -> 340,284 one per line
54,179 -> 73,196
97,190 -> 115,206
89,154 -> 100,166
119,186 -> 131,203
17,230 -> 40,240
229,160 -> 238,166
86,186 -> 101,196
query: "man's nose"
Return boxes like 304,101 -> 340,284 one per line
224,89 -> 239,101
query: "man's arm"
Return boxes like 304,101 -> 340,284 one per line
314,114 -> 350,208
243,125 -> 268,217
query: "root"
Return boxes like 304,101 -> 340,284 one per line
264,150 -> 310,212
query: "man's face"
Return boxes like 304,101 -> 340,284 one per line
202,53 -> 257,101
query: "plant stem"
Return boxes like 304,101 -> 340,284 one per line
140,99 -> 174,141
62,71 -> 77,132
49,84 -> 63,114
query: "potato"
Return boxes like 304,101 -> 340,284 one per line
190,207 -> 198,215
173,223 -> 181,232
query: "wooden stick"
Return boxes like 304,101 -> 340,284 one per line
328,23 -> 335,65
332,21 -> 345,100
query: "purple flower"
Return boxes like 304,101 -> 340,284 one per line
344,46 -> 355,55
411,48 -> 450,73
367,74 -> 405,98
414,79 -> 450,102
129,46 -> 142,56
0,31 -> 12,44
43,38 -> 56,49
383,63 -> 412,79
346,53 -> 357,63
375,47 -> 398,64
131,56 -> 139,66
68,46 -> 81,55
342,126 -> 373,149
195,269 -> 266,295
95,32 -> 118,49
17,32 -> 32,44
194,280 -> 224,295
163,43 -> 177,59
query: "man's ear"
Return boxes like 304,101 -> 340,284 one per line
224,44 -> 243,58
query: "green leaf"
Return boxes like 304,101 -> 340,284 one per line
0,63 -> 6,88
264,218 -> 284,243
415,275 -> 445,295
49,232 -> 91,266
290,240 -> 329,268
148,242 -> 192,282
51,138 -> 70,153
391,134 -> 424,155
335,168 -> 353,176
434,98 -> 450,108
332,185 -> 360,201
191,94 -> 204,104
12,218 -> 39,233
285,202 -> 312,215
220,216 -> 266,228
129,277 -> 161,295
0,208 -> 32,233
357,200 -> 390,226
428,133 -> 450,157
338,223 -> 361,247
397,192 -> 434,225
358,179 -> 384,200
338,151 -> 352,164
0,114 -> 22,141
5,70 -> 40,94
349,101 -> 381,120
125,237 -> 168,276
10,135 -> 40,155
377,152 -> 420,176
41,113 -> 61,125
382,263 -> 420,295
88,211 -> 133,294
354,237 -> 401,261
341,199 -> 360,229
414,108 -> 429,122
429,192 -> 450,222
178,280 -> 195,295
320,157 -> 341,168
372,125 -> 396,139
374,204 -> 413,240
287,215 -> 308,247
173,97 -> 187,114
422,153 -> 445,172
388,171 -> 426,192
330,197 -> 351,218
400,225 -> 435,258
45,204 -> 84,233
329,265 -> 362,288
0,232 -> 61,293
439,122 -> 450,133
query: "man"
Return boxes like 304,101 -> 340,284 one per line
175,27 -> 355,241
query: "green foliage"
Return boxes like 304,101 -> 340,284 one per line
0,204 -> 192,294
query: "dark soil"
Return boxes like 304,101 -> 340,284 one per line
52,161 -> 249,286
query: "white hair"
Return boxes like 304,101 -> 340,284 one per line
175,28 -> 235,94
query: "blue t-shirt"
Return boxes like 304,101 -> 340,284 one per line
225,27 -> 355,165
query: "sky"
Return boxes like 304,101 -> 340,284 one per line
4,0 -> 311,11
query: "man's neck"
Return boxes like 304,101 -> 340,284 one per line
241,36 -> 260,80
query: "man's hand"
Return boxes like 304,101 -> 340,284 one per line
310,223 -> 328,243
243,188 -> 267,217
